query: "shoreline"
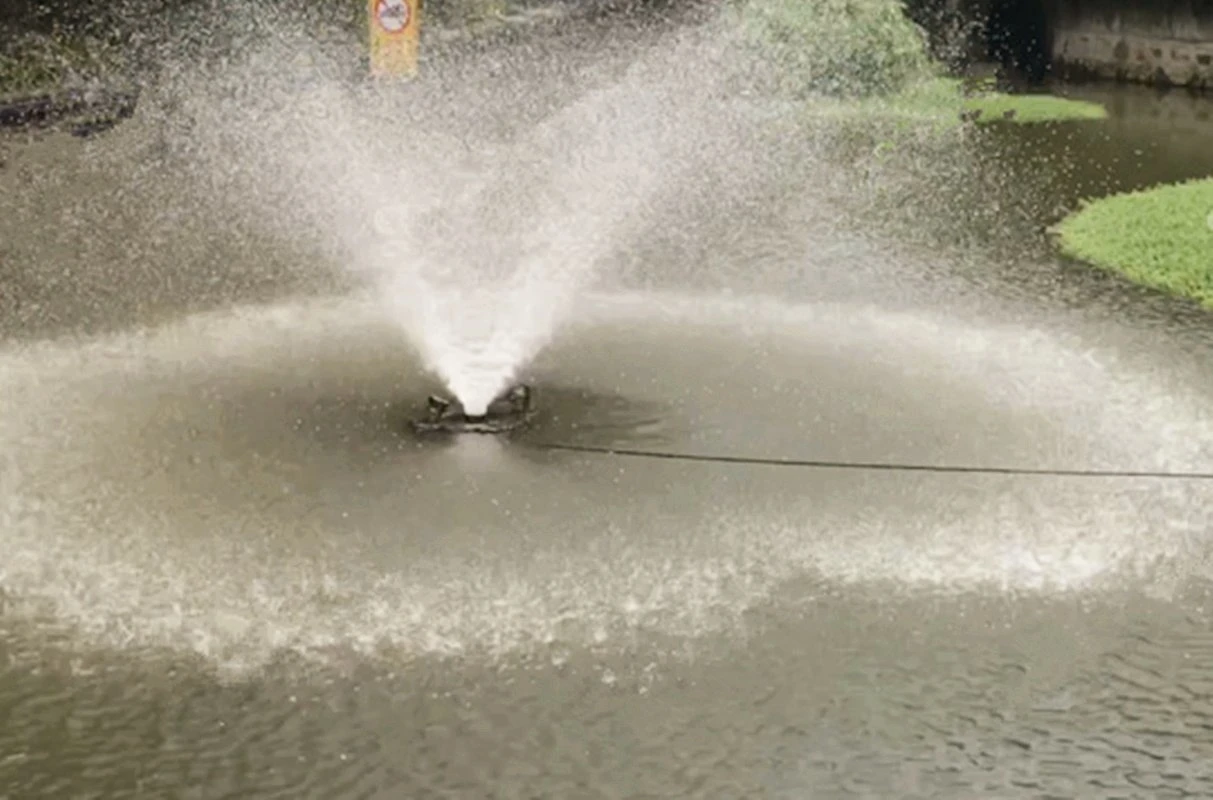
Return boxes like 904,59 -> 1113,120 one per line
0,86 -> 138,137
1050,177 -> 1213,311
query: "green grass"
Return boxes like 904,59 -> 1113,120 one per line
803,77 -> 1108,133
804,77 -> 965,134
1050,178 -> 1213,308
961,92 -> 1108,124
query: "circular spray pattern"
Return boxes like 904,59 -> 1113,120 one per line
2,291 -> 1211,674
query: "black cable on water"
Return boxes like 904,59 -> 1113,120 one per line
526,441 -> 1213,481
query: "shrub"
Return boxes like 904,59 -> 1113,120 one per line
737,0 -> 936,99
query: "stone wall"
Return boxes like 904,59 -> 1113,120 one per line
1049,0 -> 1213,88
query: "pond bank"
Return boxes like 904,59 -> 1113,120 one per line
0,87 -> 137,137
1051,178 -> 1213,310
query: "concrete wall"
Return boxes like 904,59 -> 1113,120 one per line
1049,0 -> 1213,88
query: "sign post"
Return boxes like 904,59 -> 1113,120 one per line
369,0 -> 421,78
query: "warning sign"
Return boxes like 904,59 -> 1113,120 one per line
375,0 -> 410,33
369,0 -> 420,77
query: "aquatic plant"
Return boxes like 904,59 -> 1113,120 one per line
1051,177 -> 1213,308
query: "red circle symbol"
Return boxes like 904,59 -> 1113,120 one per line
375,0 -> 410,33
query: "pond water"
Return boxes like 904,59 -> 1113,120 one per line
3,21 -> 1213,798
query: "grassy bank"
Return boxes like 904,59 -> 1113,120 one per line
732,0 -> 1107,129
1051,178 -> 1213,308
961,90 -> 1107,124
809,76 -> 1109,130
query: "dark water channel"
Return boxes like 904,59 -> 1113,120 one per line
3,32 -> 1213,798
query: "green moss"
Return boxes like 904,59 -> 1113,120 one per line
1050,178 -> 1213,308
961,92 -> 1107,124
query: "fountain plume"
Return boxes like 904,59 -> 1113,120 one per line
161,10 -> 739,415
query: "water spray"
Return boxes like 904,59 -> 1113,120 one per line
169,13 -> 746,437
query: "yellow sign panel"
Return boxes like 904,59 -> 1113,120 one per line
369,0 -> 420,78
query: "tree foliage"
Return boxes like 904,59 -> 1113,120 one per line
737,0 -> 937,99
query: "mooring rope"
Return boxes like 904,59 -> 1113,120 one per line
526,441 -> 1213,481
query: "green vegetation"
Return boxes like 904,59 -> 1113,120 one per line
805,75 -> 964,134
735,0 -> 1198,313
734,0 -> 1106,128
1051,178 -> 1213,308
802,75 -> 1107,136
0,31 -> 121,99
736,0 -> 936,99
961,91 -> 1107,124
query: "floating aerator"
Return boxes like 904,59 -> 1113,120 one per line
411,384 -> 535,434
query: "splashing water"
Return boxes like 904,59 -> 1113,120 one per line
163,15 -> 740,414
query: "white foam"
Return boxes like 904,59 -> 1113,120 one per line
1,292 -> 1211,675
